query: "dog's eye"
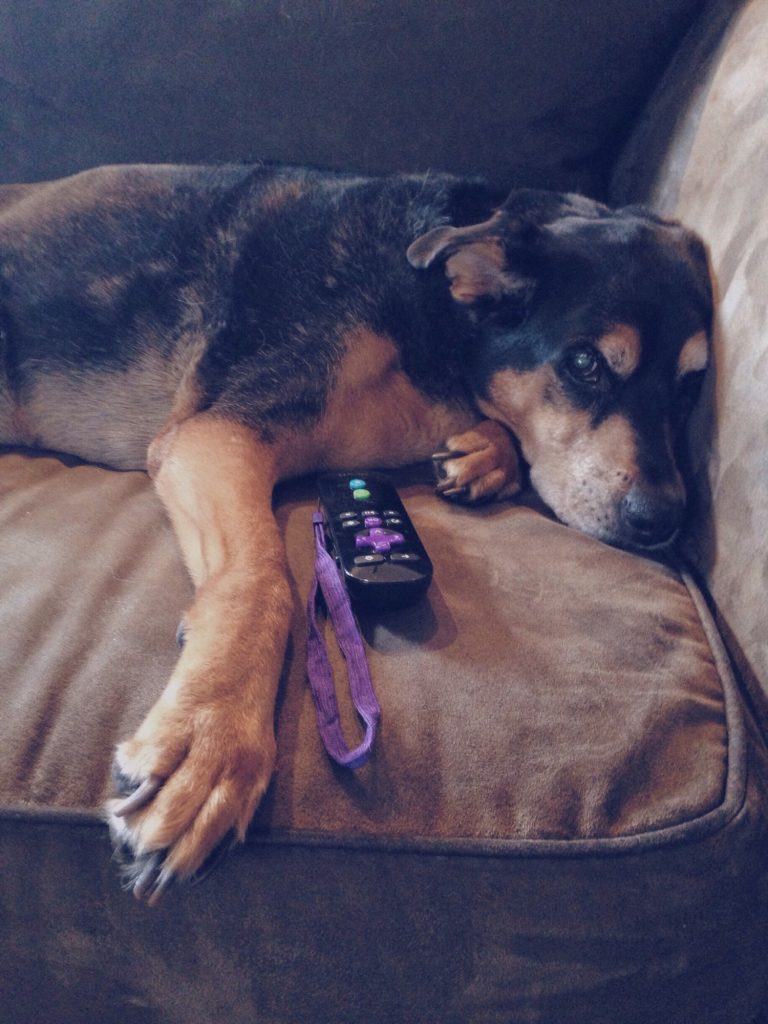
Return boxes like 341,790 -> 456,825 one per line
565,347 -> 603,386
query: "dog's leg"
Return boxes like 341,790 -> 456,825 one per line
434,419 -> 522,503
107,414 -> 291,903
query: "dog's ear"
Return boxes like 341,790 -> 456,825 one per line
406,212 -> 505,270
666,222 -> 714,331
407,212 -> 535,305
617,206 -> 714,331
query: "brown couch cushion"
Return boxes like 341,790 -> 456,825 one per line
1,451 -> 767,1023
0,453 -> 732,844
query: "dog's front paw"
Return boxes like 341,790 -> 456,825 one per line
433,419 -> 522,504
106,696 -> 275,904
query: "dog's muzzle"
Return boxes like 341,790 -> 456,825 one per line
618,486 -> 686,550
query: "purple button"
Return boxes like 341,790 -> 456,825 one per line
355,527 -> 405,553
364,516 -> 383,527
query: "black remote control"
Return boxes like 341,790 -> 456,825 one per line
317,471 -> 433,608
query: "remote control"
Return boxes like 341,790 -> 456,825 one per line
317,471 -> 433,608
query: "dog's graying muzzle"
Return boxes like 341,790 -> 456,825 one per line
619,486 -> 686,549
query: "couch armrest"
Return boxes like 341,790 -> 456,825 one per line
612,0 -> 768,699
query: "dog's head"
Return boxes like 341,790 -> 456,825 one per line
408,190 -> 713,550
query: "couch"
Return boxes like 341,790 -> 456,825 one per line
1,1 -> 766,1021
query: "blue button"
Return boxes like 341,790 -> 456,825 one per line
349,478 -> 366,489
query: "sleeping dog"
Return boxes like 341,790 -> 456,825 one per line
0,164 -> 712,901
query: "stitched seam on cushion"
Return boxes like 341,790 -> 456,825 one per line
248,564 -> 749,857
0,562 -> 749,858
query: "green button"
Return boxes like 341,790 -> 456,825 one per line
352,488 -> 371,500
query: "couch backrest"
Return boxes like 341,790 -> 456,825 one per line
1,0 -> 700,195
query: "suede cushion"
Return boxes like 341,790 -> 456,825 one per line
0,454 -> 731,843
612,0 -> 768,697
1,451 -> 768,1023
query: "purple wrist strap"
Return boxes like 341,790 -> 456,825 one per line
306,511 -> 381,769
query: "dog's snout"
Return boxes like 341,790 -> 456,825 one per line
619,487 -> 685,548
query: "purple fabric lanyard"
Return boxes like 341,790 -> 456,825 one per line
306,511 -> 381,769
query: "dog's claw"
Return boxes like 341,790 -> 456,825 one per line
190,829 -> 237,886
432,423 -> 522,504
112,773 -> 164,817
132,852 -> 166,902
143,862 -> 176,907
436,479 -> 470,499
116,829 -> 234,905
431,449 -> 468,464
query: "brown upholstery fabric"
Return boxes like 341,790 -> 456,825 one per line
0,454 -> 730,846
273,484 -> 729,846
612,0 -> 768,696
1,452 -> 767,1023
3,807 -> 768,1024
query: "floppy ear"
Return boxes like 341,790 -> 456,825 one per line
407,212 -> 534,305
406,211 -> 505,269
667,223 -> 714,330
619,207 -> 714,330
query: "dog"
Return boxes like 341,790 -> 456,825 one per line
0,163 -> 713,902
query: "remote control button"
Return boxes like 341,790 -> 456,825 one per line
349,478 -> 366,489
390,552 -> 421,563
354,554 -> 385,565
341,519 -> 361,528
382,510 -> 400,516
338,511 -> 358,520
355,528 -> 405,553
367,528 -> 404,542
360,509 -> 379,517
364,515 -> 383,527
384,516 -> 403,526
352,488 -> 371,500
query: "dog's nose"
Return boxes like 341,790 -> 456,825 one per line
619,487 -> 685,548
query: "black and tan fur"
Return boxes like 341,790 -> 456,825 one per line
0,164 -> 713,901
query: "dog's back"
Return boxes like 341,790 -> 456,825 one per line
0,163 -> 482,468
0,165 -> 255,465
